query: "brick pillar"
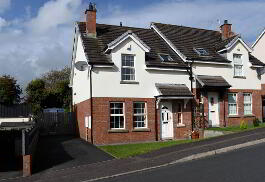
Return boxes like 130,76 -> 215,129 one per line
23,155 -> 32,177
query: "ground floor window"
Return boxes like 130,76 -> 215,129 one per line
244,93 -> 252,115
228,93 -> 237,115
177,103 -> 182,124
110,102 -> 125,129
133,102 -> 147,128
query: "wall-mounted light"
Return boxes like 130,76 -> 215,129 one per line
127,45 -> 132,51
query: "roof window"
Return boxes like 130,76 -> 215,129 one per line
194,48 -> 209,56
158,54 -> 173,62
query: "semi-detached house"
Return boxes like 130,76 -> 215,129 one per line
70,4 -> 265,145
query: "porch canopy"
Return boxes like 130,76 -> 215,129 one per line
155,83 -> 193,99
196,75 -> 231,88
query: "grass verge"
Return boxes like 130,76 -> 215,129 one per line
206,122 -> 265,132
99,139 -> 198,159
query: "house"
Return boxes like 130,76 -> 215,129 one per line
70,4 -> 265,145
252,28 -> 265,119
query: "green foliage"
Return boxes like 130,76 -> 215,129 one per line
25,66 -> 71,113
240,120 -> 248,130
253,118 -> 260,127
0,75 -> 22,105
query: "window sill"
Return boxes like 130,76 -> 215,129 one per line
177,123 -> 186,128
244,114 -> 255,118
120,81 -> 139,84
233,76 -> 246,79
132,128 -> 151,132
108,129 -> 129,133
227,115 -> 240,118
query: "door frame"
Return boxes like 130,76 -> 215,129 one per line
160,101 -> 174,139
208,92 -> 220,127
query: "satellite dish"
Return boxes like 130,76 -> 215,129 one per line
74,61 -> 88,71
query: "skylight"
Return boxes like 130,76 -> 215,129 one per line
158,54 -> 173,62
194,48 -> 209,56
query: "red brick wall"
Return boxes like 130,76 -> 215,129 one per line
75,97 -> 193,145
195,89 -> 262,127
74,99 -> 91,142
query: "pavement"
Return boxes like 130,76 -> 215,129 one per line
2,127 -> 265,182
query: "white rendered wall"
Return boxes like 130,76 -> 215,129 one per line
92,38 -> 191,98
193,41 -> 261,90
252,34 -> 265,64
72,34 -> 91,105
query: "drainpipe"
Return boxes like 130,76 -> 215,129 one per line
189,61 -> 194,132
155,97 -> 158,141
89,65 -> 94,144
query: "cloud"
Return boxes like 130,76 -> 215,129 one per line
0,0 -> 11,13
0,0 -> 84,90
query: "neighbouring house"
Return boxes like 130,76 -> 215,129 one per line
70,4 -> 265,145
252,28 -> 265,120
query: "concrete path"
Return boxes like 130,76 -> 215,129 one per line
3,127 -> 265,182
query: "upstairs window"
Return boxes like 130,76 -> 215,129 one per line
194,48 -> 209,56
158,54 -> 173,62
121,54 -> 135,81
233,54 -> 243,77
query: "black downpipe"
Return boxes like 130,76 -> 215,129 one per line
90,65 -> 94,144
189,62 -> 194,132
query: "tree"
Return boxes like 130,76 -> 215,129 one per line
25,79 -> 47,114
25,66 -> 72,113
0,75 -> 22,105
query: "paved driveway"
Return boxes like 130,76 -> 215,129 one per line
33,136 -> 113,173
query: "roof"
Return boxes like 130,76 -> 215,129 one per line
249,54 -> 265,66
252,28 -> 265,48
152,23 -> 232,63
196,75 -> 231,88
77,22 -> 188,68
155,83 -> 193,97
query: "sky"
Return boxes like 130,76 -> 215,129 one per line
0,0 -> 264,91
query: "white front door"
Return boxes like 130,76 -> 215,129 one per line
161,102 -> 173,139
208,92 -> 220,127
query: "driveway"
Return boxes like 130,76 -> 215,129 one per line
33,136 -> 113,173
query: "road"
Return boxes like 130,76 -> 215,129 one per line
99,143 -> 265,182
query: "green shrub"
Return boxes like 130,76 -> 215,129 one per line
253,118 -> 260,127
240,120 -> 248,130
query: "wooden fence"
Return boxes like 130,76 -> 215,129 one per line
0,104 -> 32,118
36,112 -> 76,136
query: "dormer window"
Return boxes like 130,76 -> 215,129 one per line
121,54 -> 135,81
158,54 -> 173,62
194,48 -> 209,56
233,54 -> 243,77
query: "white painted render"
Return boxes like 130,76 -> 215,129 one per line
72,34 -> 91,105
193,41 -> 261,90
92,37 -> 190,98
252,30 -> 265,64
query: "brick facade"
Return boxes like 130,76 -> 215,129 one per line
74,97 -> 192,145
194,88 -> 262,127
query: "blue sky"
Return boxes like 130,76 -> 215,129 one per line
0,0 -> 264,89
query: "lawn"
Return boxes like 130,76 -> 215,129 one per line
206,122 -> 265,132
99,139 -> 197,159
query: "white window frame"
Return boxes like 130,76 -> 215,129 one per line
110,102 -> 125,129
243,93 -> 252,115
176,102 -> 183,125
233,54 -> 244,77
133,102 -> 148,128
228,93 -> 237,115
121,54 -> 135,81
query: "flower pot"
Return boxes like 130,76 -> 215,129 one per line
191,131 -> 199,139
